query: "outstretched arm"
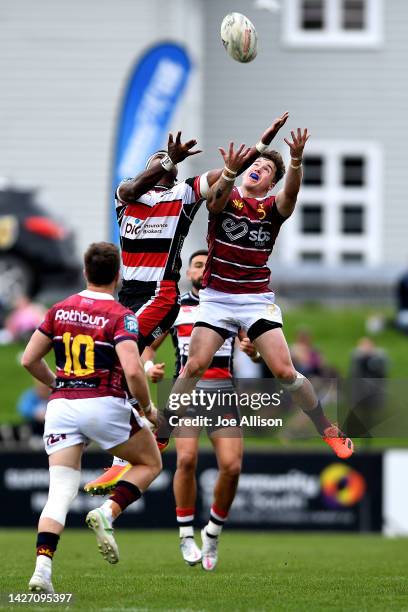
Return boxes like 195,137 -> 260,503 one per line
276,128 -> 310,218
206,143 -> 253,214
202,112 -> 290,194
117,132 -> 202,202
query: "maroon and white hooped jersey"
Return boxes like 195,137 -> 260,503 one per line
116,177 -> 206,284
38,290 -> 139,400
202,186 -> 288,294
170,291 -> 234,380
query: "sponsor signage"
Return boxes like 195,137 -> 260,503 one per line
0,451 -> 382,531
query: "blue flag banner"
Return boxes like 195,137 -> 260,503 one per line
111,42 -> 192,242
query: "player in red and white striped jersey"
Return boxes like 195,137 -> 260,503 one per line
84,116 -> 290,494
167,130 -> 354,465
143,250 -> 243,570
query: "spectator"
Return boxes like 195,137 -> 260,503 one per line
17,379 -> 49,435
346,337 -> 389,439
5,295 -> 46,342
395,269 -> 408,333
290,328 -> 323,377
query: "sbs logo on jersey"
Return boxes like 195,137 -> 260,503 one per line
249,227 -> 271,245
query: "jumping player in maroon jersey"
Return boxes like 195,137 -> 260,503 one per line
84,114 -> 290,494
21,243 -> 162,593
167,131 -> 354,487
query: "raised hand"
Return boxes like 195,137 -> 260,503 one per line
284,128 -> 310,160
261,111 -> 289,145
167,131 -> 202,164
218,142 -> 253,173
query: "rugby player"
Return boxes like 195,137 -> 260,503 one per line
84,113 -> 290,493
164,131 -> 354,460
21,243 -> 162,593
148,250 -> 242,570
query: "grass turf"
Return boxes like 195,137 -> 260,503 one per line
2,305 -> 406,426
1,529 -> 407,611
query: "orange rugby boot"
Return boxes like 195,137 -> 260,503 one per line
322,425 -> 354,459
84,464 -> 131,495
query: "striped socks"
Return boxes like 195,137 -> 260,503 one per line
205,505 -> 228,538
176,507 -> 195,538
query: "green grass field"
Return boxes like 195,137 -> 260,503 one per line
1,529 -> 407,611
3,305 -> 407,426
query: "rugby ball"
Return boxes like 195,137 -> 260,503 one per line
220,12 -> 258,63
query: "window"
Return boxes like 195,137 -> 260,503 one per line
301,205 -> 323,234
302,0 -> 325,29
343,0 -> 365,30
283,0 -> 383,48
341,252 -> 364,263
277,141 -> 382,267
342,205 -> 364,234
300,252 -> 324,262
342,156 -> 365,186
303,156 -> 324,186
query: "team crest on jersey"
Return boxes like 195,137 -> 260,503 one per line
257,203 -> 266,220
232,199 -> 244,210
124,315 -> 138,334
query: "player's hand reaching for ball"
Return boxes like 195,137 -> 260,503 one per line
218,142 -> 253,174
260,111 -> 289,146
284,128 -> 310,161
167,131 -> 202,164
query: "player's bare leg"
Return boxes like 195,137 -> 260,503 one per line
254,327 -> 353,458
29,444 -> 83,593
174,433 -> 202,565
201,432 -> 243,571
86,427 -> 161,564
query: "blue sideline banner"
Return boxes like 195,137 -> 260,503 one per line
111,42 -> 192,242
0,451 -> 382,532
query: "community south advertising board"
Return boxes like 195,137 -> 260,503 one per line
0,451 -> 382,532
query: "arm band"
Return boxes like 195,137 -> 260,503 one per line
160,154 -> 176,172
144,360 -> 154,373
256,141 -> 268,154
221,172 -> 236,182
199,172 -> 210,197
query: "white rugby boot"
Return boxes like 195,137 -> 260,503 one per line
180,536 -> 202,566
28,570 -> 54,594
201,528 -> 219,571
86,508 -> 119,564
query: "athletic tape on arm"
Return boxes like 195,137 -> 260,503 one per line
199,172 -> 210,198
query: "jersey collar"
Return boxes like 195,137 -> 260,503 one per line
79,290 -> 115,301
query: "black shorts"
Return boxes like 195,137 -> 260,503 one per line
119,280 -> 180,352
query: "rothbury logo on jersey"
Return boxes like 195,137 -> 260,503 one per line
222,218 -> 248,241
55,309 -> 109,328
124,315 -> 138,334
125,219 -> 143,236
249,228 -> 271,245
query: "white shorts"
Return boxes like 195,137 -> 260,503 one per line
196,287 -> 283,338
43,396 -> 145,455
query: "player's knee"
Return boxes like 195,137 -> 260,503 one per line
220,458 -> 242,479
177,452 -> 198,474
274,365 -> 297,383
40,465 -> 80,527
183,356 -> 209,378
